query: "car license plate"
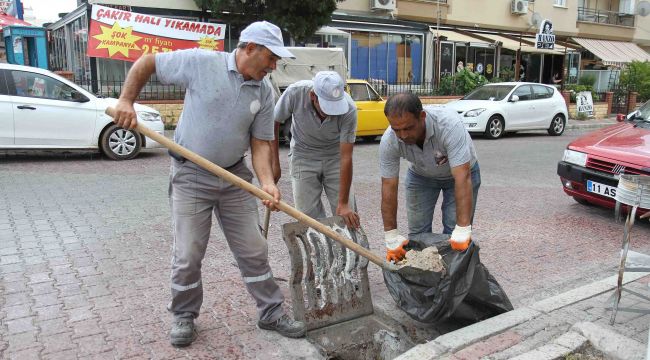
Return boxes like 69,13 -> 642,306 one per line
586,180 -> 617,199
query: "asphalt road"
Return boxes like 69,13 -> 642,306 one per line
1,128 -> 649,357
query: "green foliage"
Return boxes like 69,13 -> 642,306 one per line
565,84 -> 592,103
498,67 -> 515,82
620,60 -> 650,102
578,74 -> 596,87
195,0 -> 338,42
438,69 -> 488,96
576,111 -> 589,120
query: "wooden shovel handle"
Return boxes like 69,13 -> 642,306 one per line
105,107 -> 392,270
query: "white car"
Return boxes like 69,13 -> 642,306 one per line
444,82 -> 568,139
0,63 -> 164,160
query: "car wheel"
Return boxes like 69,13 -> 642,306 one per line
548,114 -> 565,136
573,196 -> 591,206
484,116 -> 504,139
100,124 -> 142,160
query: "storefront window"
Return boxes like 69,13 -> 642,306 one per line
349,29 -> 423,84
49,27 -> 68,71
498,49 -> 516,81
67,14 -> 90,83
564,52 -> 581,84
455,44 -> 467,74
440,42 -> 454,77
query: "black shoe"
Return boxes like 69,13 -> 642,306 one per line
258,314 -> 306,338
170,318 -> 197,347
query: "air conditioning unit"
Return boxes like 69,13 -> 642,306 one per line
511,0 -> 529,15
371,0 -> 396,11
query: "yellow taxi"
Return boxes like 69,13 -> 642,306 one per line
346,79 -> 389,139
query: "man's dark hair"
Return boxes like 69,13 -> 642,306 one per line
384,92 -> 423,118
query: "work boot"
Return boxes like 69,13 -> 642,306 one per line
170,318 -> 197,347
257,314 -> 306,338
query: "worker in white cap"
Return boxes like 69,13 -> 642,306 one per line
272,71 -> 360,229
110,20 -> 305,347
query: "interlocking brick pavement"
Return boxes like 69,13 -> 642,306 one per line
2,129 -> 650,358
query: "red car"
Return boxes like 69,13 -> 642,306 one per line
557,102 -> 650,216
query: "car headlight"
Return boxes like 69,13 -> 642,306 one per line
562,149 -> 587,167
137,111 -> 161,122
464,108 -> 486,117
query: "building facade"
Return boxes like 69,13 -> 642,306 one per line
47,0 -> 650,95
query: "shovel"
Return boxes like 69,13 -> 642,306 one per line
105,107 -> 427,275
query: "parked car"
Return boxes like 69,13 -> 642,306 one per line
346,79 -> 388,140
444,82 -> 568,139
0,63 -> 164,160
557,101 -> 650,215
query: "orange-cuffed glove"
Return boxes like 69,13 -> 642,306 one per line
385,229 -> 409,263
449,225 -> 472,251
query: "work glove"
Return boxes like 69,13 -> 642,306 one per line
449,225 -> 472,251
385,229 -> 408,263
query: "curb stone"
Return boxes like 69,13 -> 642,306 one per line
395,271 -> 650,360
572,322 -> 646,360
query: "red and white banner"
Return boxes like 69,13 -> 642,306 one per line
87,5 -> 226,62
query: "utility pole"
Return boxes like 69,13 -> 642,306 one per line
434,1 -> 441,87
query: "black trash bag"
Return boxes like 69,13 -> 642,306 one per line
383,232 -> 513,324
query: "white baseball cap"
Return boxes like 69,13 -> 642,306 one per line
239,21 -> 295,59
313,71 -> 349,116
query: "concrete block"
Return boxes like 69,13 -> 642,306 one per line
531,273 -> 650,314
536,343 -> 572,358
553,331 -> 587,351
508,349 -> 547,360
432,308 -> 541,352
395,342 -> 448,360
572,321 -> 645,360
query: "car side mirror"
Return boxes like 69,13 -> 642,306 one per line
616,113 -> 626,122
510,95 -> 520,102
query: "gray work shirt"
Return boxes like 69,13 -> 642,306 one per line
155,49 -> 275,167
379,106 -> 477,179
274,80 -> 357,159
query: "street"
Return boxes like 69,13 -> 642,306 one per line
1,128 -> 649,358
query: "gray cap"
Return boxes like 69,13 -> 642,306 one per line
239,21 -> 295,59
313,71 -> 348,116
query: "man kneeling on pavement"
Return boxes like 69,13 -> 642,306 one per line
379,93 -> 481,259
110,20 -> 306,347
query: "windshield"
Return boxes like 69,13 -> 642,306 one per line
462,85 -> 516,101
631,101 -> 650,123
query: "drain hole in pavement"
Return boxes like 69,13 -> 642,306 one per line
306,315 -> 414,360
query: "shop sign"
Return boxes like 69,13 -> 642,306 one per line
536,19 -> 555,50
576,91 -> 594,117
87,4 -> 225,62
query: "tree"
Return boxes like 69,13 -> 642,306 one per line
620,61 -> 650,103
195,0 -> 339,43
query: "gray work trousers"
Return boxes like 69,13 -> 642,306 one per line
168,159 -> 284,322
289,155 -> 356,219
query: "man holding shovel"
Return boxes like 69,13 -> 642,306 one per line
379,93 -> 481,261
110,21 -> 306,346
272,71 -> 360,229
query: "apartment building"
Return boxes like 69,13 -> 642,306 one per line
47,0 -> 650,92
392,0 -> 650,86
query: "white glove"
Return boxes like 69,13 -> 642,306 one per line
449,225 -> 472,251
385,229 -> 408,262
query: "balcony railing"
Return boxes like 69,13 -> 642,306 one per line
577,7 -> 635,27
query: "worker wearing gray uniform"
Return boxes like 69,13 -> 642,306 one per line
110,21 -> 306,347
272,71 -> 360,229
